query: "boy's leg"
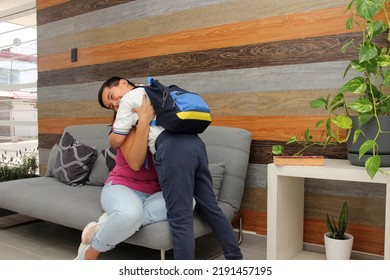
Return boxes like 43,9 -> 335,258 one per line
192,137 -> 243,260
153,132 -> 196,259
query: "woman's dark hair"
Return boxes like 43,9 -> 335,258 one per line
97,76 -> 136,109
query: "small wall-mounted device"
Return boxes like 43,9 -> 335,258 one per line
71,48 -> 78,62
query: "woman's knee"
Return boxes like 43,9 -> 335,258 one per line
113,206 -> 144,228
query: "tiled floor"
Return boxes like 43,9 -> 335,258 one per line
0,217 -> 265,260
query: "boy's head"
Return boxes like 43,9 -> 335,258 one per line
98,76 -> 136,111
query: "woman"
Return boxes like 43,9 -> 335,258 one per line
75,94 -> 167,260
97,76 -> 242,260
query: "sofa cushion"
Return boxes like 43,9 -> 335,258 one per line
53,132 -> 98,186
209,161 -> 225,199
87,152 -> 109,186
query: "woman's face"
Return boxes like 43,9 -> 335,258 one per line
102,79 -> 131,111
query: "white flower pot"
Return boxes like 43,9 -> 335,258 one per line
324,232 -> 354,260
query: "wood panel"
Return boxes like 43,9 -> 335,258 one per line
37,115 -> 343,142
250,140 -> 347,164
37,0 -> 351,56
304,218 -> 384,256
36,0 -> 70,11
38,33 -> 362,87
36,89 -> 343,118
38,117 -> 110,134
37,0 -> 134,25
210,115 -> 347,141
38,6 -> 359,72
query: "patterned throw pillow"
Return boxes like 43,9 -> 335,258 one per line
53,132 -> 98,186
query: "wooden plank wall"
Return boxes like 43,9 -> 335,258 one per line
36,0 -> 387,256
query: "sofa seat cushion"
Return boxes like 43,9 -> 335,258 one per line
0,176 -> 104,230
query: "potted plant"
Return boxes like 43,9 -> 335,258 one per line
273,0 -> 390,178
324,201 -> 354,260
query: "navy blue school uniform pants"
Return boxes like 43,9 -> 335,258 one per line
153,131 -> 243,260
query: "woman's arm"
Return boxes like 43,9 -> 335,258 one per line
120,94 -> 155,171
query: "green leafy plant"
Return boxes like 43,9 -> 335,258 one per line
326,201 -> 349,240
0,149 -> 38,182
273,0 -> 390,179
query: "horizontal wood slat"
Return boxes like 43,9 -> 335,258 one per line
38,6 -> 359,72
36,88 -> 341,118
37,0 -> 134,25
38,117 -> 110,134
36,0 -> 70,11
38,115 -> 344,141
38,33 -> 362,87
210,115 -> 346,141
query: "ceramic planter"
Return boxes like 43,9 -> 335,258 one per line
347,116 -> 390,167
324,232 -> 354,260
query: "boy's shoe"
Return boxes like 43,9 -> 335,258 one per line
74,243 -> 91,260
81,212 -> 108,245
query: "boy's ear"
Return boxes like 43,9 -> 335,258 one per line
119,79 -> 128,86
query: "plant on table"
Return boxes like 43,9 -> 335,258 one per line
273,0 -> 390,179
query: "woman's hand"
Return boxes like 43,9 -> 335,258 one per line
133,94 -> 155,126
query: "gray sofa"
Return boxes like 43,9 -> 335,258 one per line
0,124 -> 251,259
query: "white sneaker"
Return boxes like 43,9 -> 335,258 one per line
81,213 -> 108,245
74,243 -> 91,260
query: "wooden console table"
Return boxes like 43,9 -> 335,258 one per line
267,159 -> 390,260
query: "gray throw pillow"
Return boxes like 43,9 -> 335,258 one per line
87,152 -> 109,186
45,143 -> 59,177
53,132 -> 98,186
209,161 -> 225,199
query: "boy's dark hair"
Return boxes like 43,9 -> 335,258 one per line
97,76 -> 136,109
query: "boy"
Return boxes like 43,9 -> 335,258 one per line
98,76 -> 243,260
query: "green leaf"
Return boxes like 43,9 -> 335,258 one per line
367,20 -> 387,39
359,140 -> 376,158
329,92 -> 345,107
272,145 -> 284,155
348,98 -> 373,113
342,77 -> 367,94
353,128 -> 362,143
358,113 -> 373,126
345,17 -> 353,30
342,39 -> 353,55
315,120 -> 324,128
338,202 -> 349,238
384,69 -> 390,86
377,54 -> 390,67
359,43 -> 378,63
356,0 -> 383,21
304,128 -> 312,141
365,155 -> 380,179
310,98 -> 328,109
332,115 -> 352,129
286,136 -> 298,144
350,59 -> 367,72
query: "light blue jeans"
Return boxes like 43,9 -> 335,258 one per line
91,181 -> 167,252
